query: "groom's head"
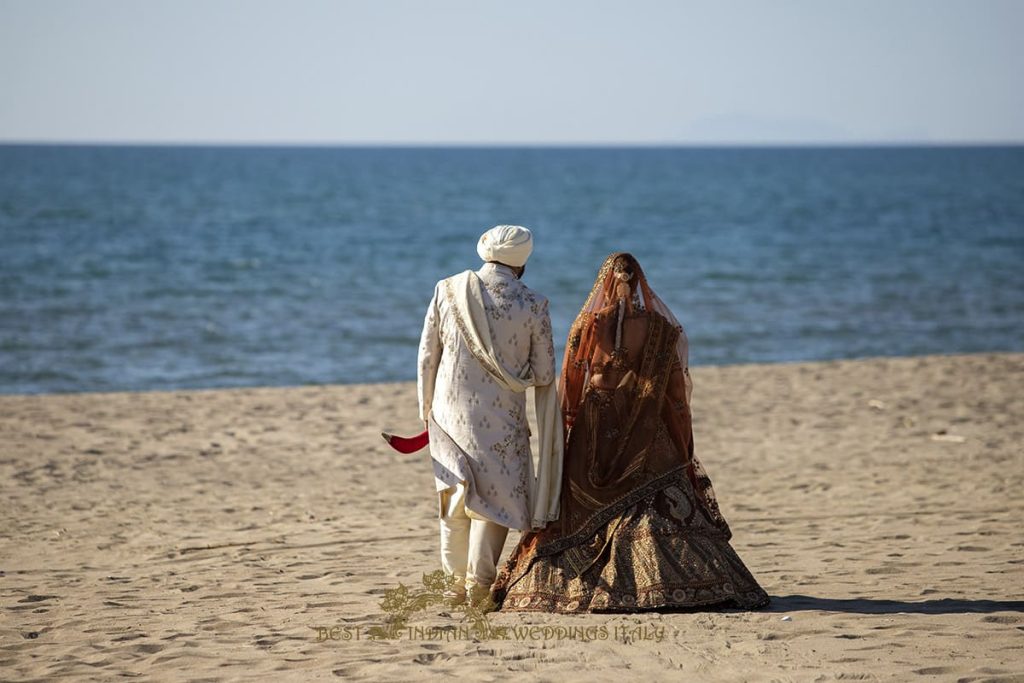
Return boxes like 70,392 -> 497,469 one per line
478,225 -> 532,278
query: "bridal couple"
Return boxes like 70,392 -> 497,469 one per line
416,225 -> 769,612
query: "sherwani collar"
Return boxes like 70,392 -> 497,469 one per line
478,262 -> 518,281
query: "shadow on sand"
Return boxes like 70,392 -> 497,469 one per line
765,595 -> 1024,615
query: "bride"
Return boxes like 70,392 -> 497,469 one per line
491,253 -> 769,612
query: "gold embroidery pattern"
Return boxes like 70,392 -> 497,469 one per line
493,475 -> 770,613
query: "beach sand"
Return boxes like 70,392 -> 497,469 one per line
2,353 -> 1022,681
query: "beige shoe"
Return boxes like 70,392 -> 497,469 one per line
442,587 -> 466,607
466,584 -> 498,612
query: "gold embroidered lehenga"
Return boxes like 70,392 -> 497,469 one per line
491,253 -> 770,612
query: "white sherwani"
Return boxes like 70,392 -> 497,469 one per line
418,262 -> 557,531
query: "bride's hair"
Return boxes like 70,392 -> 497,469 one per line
611,253 -> 637,278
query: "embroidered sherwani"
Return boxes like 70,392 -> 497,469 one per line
418,262 -> 557,531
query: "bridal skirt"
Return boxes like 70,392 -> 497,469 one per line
492,473 -> 770,612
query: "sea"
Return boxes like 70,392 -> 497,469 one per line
1,145 -> 1022,395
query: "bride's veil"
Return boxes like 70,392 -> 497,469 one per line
559,252 -> 728,534
561,253 -> 692,420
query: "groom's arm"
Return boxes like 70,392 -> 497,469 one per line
529,297 -> 556,387
417,283 -> 442,423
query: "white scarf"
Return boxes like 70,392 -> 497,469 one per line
445,270 -> 563,529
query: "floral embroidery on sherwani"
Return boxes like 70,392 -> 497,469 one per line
418,263 -> 556,530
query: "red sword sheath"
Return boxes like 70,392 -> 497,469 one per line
381,428 -> 429,454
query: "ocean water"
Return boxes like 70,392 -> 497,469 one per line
1,145 -> 1022,395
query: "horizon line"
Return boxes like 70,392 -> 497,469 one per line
3,139 -> 1024,150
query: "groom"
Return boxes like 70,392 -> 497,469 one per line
417,225 -> 563,604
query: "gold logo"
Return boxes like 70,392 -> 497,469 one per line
365,569 -> 502,640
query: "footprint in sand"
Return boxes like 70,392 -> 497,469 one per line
981,615 -> 1020,624
413,652 -> 455,664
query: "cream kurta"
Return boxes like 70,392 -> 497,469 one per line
418,262 -> 556,531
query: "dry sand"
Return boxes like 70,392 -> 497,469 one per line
1,352 -> 1022,682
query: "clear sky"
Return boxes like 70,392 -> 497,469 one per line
1,0 -> 1022,145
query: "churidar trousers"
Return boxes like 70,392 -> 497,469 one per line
438,482 -> 509,597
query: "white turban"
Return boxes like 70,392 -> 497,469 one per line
477,225 -> 533,267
